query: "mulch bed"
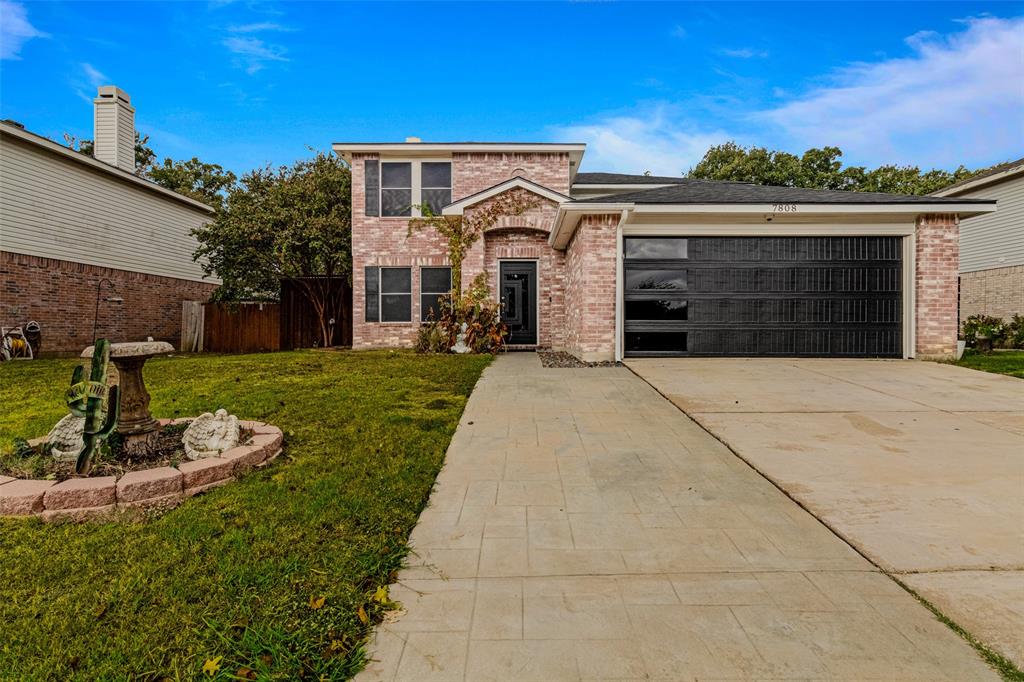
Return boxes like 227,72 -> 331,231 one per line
1,422 -> 252,481
538,350 -> 621,368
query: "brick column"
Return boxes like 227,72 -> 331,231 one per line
915,213 -> 959,357
564,213 -> 618,361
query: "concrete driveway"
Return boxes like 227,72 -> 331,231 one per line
357,354 -> 997,681
628,357 -> 1024,670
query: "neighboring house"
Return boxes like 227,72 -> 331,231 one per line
933,158 -> 1024,322
0,86 -> 216,354
335,139 -> 995,360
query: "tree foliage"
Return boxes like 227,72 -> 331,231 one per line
408,189 -> 540,294
687,142 -> 986,195
148,157 -> 237,209
192,152 -> 352,346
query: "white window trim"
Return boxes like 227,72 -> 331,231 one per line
379,158 -> 451,218
379,266 -> 413,323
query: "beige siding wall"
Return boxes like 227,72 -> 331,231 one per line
0,134 -> 215,283
957,175 -> 1024,273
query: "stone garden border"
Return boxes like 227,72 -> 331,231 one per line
0,420 -> 283,521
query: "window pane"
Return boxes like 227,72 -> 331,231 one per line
625,331 -> 687,353
381,267 -> 411,293
382,162 -> 411,188
382,188 -> 412,216
421,188 -> 452,215
421,267 -> 451,293
422,162 -> 451,188
625,299 -> 688,321
381,294 -> 411,322
420,294 -> 447,321
625,238 -> 688,259
625,268 -> 687,291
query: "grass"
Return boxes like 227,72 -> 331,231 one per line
955,350 -> 1024,378
0,350 -> 491,681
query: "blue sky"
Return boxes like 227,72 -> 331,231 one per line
2,1 -> 1022,177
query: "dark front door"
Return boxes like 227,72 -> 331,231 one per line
623,236 -> 903,357
500,261 -> 537,345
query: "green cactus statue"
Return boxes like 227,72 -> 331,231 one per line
66,339 -> 120,475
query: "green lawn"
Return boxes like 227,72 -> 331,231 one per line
0,350 -> 491,681
955,350 -> 1024,378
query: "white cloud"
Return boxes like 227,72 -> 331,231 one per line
549,106 -> 731,175
719,47 -> 769,59
82,62 -> 107,87
227,22 -> 295,33
223,36 -> 288,74
759,16 -> 1024,167
0,0 -> 48,60
551,16 -> 1024,173
670,24 -> 687,39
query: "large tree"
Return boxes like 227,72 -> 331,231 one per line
148,157 -> 236,209
192,152 -> 352,347
686,142 -> 985,195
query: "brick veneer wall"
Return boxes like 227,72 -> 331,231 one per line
915,214 -> 959,357
351,151 -> 572,349
959,265 -> 1024,322
1,251 -> 216,354
564,213 -> 619,361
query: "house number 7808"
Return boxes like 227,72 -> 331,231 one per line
771,204 -> 798,212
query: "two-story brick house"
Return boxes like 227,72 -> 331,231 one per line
334,140 -> 995,361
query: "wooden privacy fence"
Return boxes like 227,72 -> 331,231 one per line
180,277 -> 352,353
203,302 -> 281,353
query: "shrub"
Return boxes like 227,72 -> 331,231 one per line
1006,314 -> 1024,349
416,272 -> 507,354
961,314 -> 1006,348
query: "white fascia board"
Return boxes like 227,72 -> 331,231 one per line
548,203 -> 636,249
622,222 -> 916,236
629,203 -> 996,216
0,124 -> 214,214
333,143 -> 586,161
442,177 -> 572,216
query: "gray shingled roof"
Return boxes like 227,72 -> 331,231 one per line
573,172 -> 690,185
934,157 -> 1024,194
573,181 -> 994,205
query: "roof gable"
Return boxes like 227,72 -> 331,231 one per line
442,176 -> 571,216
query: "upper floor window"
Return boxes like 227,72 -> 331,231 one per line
382,162 -> 412,217
365,160 -> 452,218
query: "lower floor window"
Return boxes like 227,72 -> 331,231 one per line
420,266 -> 452,322
380,267 -> 412,321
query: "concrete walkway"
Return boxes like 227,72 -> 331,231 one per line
629,357 -> 1024,671
357,354 -> 996,681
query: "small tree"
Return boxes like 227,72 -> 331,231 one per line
192,152 -> 352,347
408,189 -> 540,294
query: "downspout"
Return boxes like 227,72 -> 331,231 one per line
614,209 -> 631,362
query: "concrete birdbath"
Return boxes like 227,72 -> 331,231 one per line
80,341 -> 173,455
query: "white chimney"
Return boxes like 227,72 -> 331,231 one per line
93,86 -> 135,172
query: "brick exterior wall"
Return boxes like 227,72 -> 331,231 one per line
915,214 -> 959,357
959,265 -> 1024,322
351,151 -> 572,349
1,251 -> 216,355
563,213 -> 619,361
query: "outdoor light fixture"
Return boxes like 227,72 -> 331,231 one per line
92,278 -> 124,344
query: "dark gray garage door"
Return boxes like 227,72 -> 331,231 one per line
623,236 -> 902,357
